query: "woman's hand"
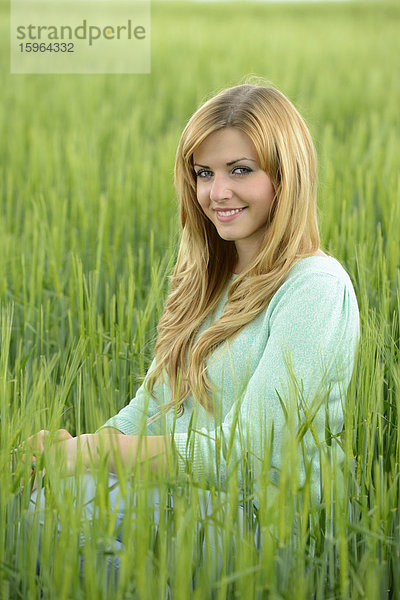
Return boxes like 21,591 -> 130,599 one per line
26,428 -> 73,465
27,428 -> 72,452
13,429 -> 73,490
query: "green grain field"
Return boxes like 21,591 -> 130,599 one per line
1,1 -> 400,598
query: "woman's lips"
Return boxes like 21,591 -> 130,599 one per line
215,207 -> 246,222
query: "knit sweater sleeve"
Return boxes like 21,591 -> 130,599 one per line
172,269 -> 360,494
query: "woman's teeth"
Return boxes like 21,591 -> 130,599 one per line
217,208 -> 243,216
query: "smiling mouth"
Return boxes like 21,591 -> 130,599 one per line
216,208 -> 245,217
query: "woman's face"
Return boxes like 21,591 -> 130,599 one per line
193,127 -> 275,269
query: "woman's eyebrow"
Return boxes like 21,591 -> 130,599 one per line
193,157 -> 257,168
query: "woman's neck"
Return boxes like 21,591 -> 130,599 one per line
233,248 -> 328,274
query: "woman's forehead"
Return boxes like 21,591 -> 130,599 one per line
193,128 -> 258,165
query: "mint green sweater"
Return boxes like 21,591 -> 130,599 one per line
100,256 -> 360,499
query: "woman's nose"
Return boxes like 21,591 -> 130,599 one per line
210,174 -> 233,202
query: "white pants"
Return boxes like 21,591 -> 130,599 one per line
27,473 -> 255,592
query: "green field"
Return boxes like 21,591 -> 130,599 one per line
1,1 -> 400,598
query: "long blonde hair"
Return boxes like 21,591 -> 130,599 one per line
146,82 -> 321,417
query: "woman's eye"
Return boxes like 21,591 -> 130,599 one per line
195,170 -> 212,178
232,166 -> 252,175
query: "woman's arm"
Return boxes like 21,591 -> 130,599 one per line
54,431 -> 171,476
17,427 -> 171,485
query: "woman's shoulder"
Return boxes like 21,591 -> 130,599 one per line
262,255 -> 360,352
269,253 -> 360,323
285,254 -> 356,290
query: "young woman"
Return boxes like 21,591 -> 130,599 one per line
26,82 -> 359,531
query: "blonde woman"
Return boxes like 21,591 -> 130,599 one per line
26,82 -> 359,559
